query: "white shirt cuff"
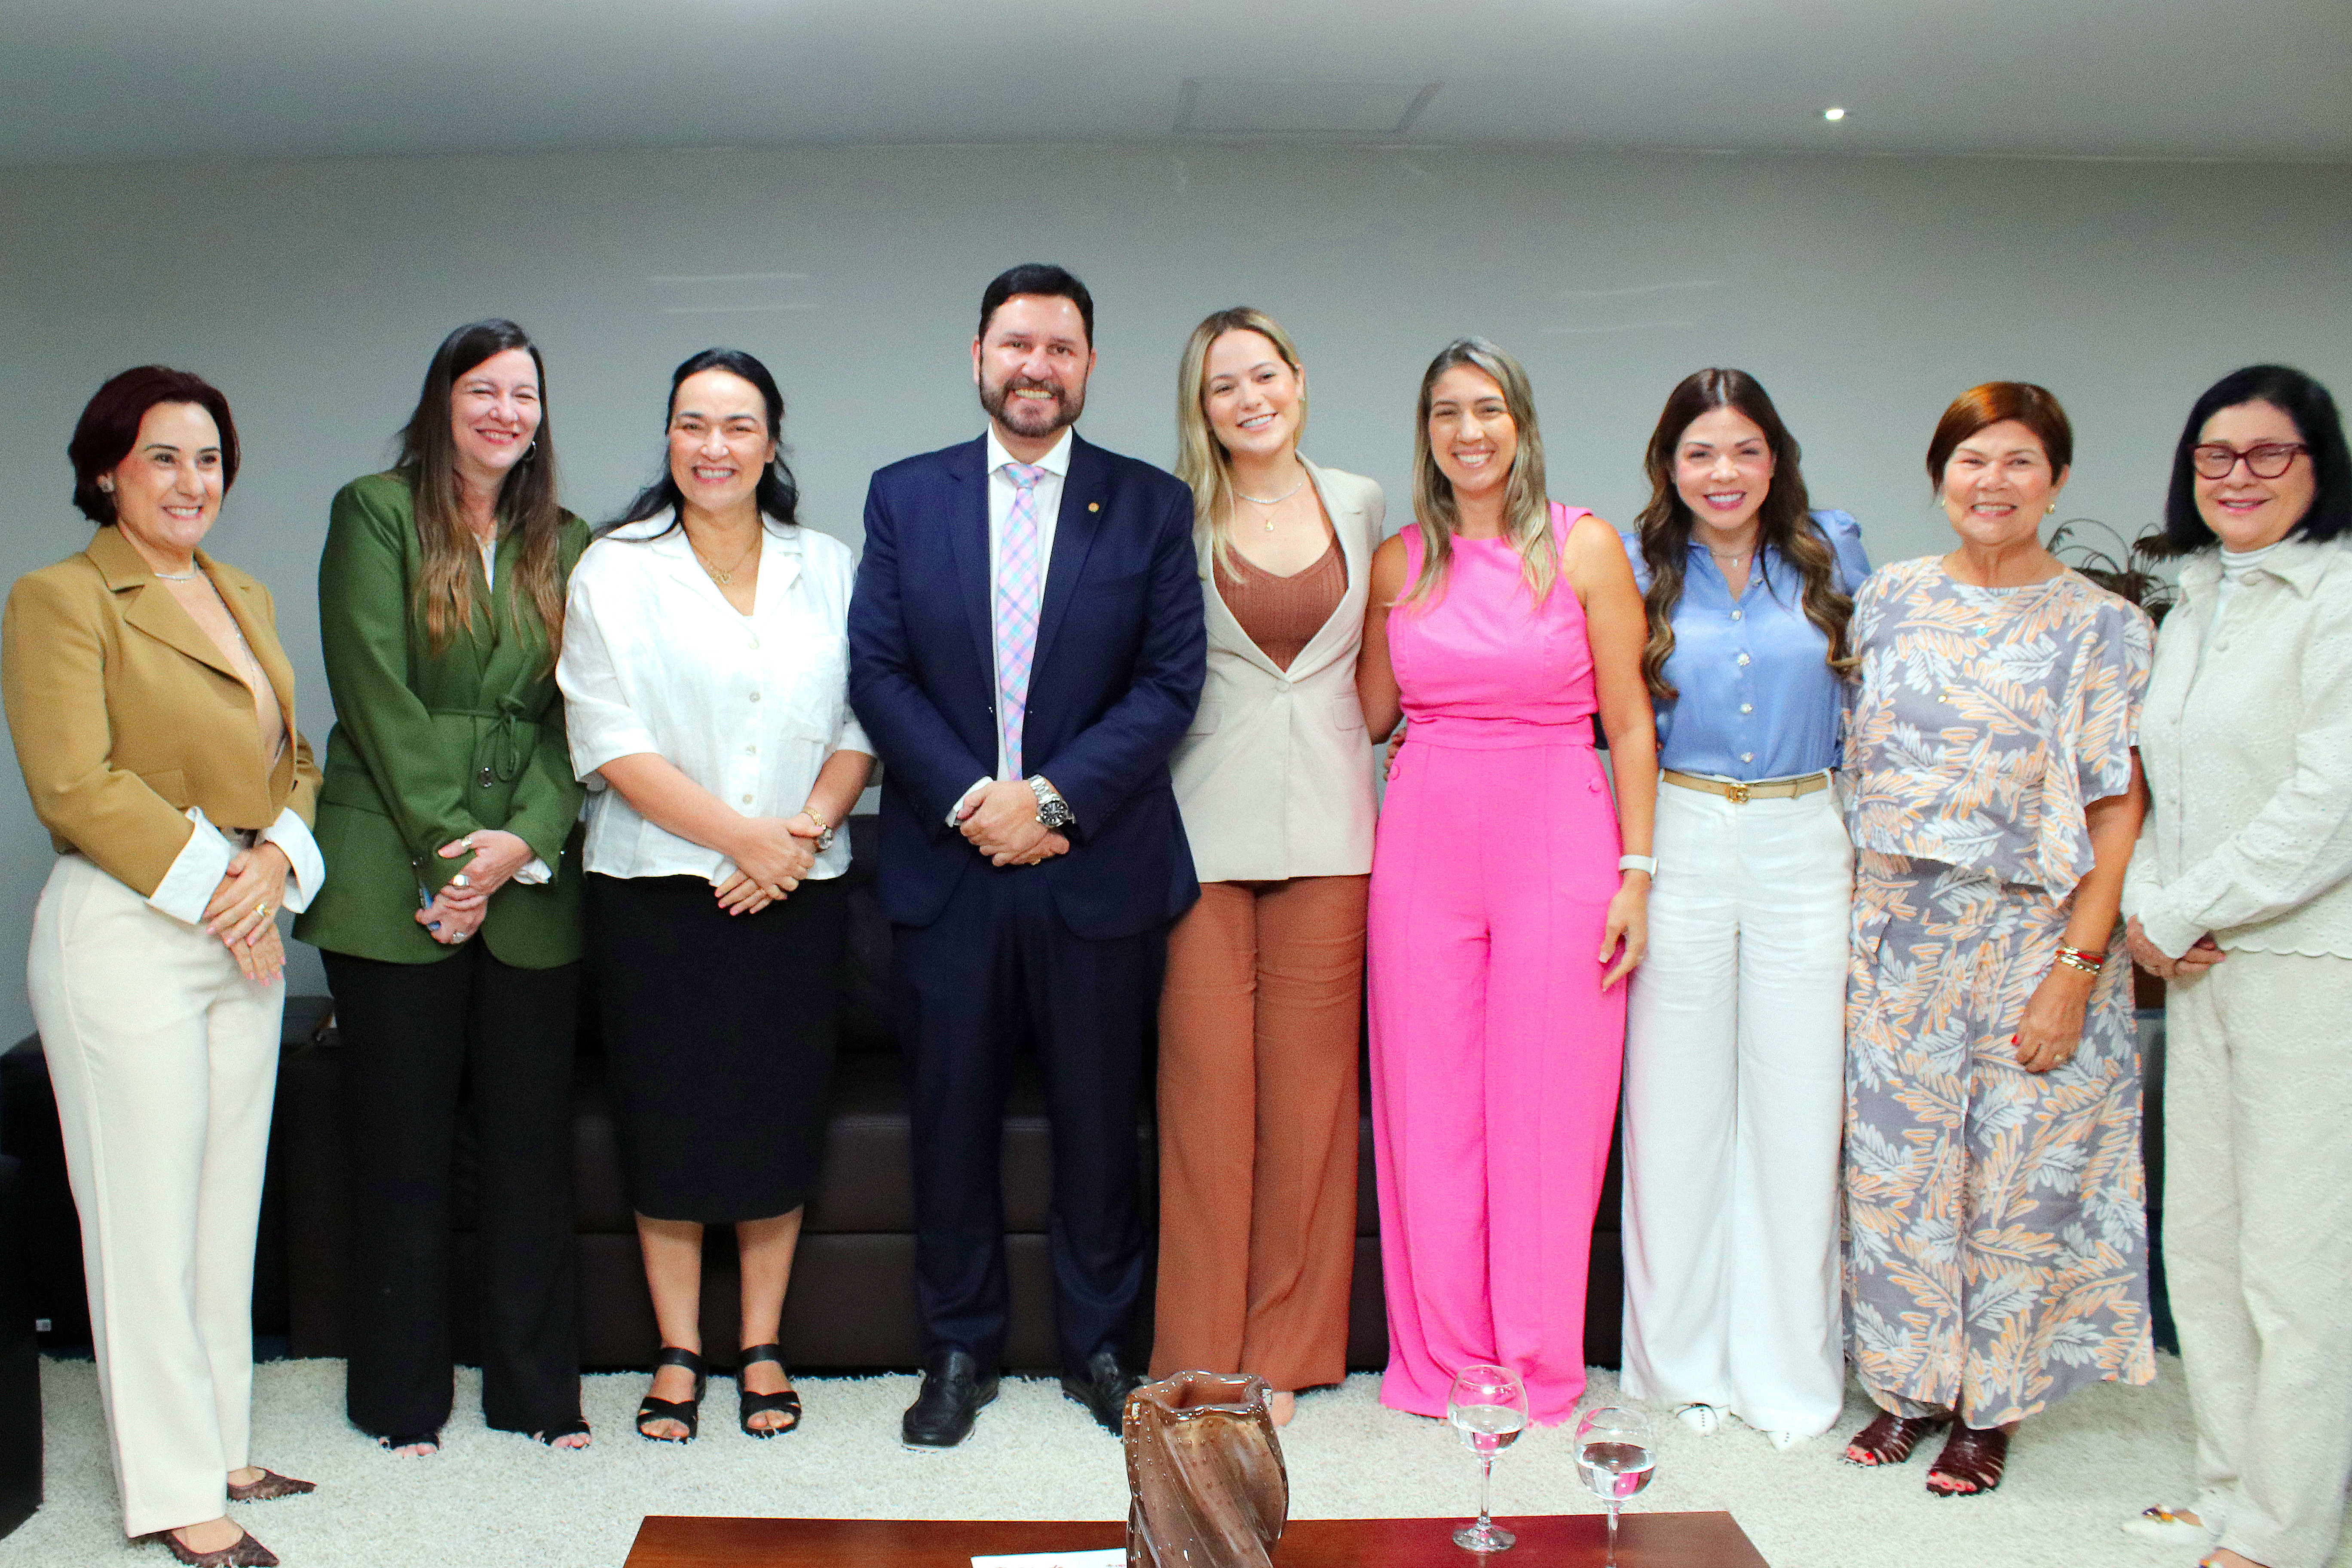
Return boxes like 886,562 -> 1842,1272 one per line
261,808 -> 325,914
147,809 -> 235,926
513,857 -> 553,886
946,776 -> 992,827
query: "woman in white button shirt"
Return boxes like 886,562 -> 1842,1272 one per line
2123,366 -> 2352,1568
558,348 -> 873,1443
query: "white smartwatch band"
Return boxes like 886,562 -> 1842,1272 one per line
1618,854 -> 1658,876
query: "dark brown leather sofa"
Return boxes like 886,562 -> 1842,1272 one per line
3,815 -> 1629,1378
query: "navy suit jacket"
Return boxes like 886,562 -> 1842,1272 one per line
848,432 -> 1206,940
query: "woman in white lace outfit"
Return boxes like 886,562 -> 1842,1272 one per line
2124,364 -> 2352,1568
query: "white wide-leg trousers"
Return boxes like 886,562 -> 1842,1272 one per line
2165,948 -> 2352,1568
26,853 -> 285,1539
1619,781 -> 1850,1436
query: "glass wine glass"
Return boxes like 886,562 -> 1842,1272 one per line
1446,1364 -> 1529,1553
1574,1405 -> 1656,1568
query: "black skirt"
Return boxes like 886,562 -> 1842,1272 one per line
586,872 -> 845,1223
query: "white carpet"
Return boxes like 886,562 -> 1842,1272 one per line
2,1353 -> 2323,1567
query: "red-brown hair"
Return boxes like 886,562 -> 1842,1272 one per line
68,366 -> 241,526
1926,381 -> 2072,493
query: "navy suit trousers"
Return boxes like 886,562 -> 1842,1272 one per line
896,863 -> 1165,1374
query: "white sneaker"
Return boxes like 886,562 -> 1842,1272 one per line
1673,1403 -> 1721,1436
2122,1506 -> 2214,1544
1763,1428 -> 1808,1452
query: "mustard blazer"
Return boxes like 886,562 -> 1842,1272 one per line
2,524 -> 321,899
291,472 -> 590,969
1170,458 -> 1383,883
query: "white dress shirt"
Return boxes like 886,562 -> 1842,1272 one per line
949,427 -> 1074,821
558,514 -> 873,884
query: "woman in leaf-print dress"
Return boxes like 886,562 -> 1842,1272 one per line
1838,382 -> 2155,1498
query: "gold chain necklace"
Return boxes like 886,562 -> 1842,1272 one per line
691,531 -> 760,586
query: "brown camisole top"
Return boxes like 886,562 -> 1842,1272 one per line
1215,533 -> 1345,671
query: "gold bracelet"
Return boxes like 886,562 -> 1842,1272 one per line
2052,948 -> 2102,975
802,808 -> 830,833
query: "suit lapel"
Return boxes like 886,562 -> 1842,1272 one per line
91,528 -> 242,681
1029,433 -> 1103,682
1200,534 -> 1283,680
211,559 -> 299,787
1284,457 -> 1367,678
946,438 -> 995,671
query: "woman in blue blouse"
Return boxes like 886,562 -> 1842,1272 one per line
1617,369 -> 1868,1449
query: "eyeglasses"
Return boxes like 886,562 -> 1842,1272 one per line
2191,442 -> 2308,481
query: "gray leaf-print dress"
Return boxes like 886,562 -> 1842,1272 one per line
1841,558 -> 2156,1427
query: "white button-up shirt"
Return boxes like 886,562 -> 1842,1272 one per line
558,514 -> 873,884
2124,537 -> 2352,958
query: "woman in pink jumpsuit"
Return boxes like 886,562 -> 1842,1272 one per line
1359,338 -> 1657,1423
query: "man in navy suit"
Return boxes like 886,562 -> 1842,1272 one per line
848,264 -> 1205,1447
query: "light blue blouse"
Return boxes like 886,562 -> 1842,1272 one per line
1617,510 -> 1871,781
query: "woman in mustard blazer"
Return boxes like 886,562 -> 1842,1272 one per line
291,321 -> 592,1456
5,366 -> 323,1566
1150,308 -> 1382,1422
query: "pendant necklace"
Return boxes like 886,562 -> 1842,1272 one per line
1235,471 -> 1308,533
693,532 -> 760,586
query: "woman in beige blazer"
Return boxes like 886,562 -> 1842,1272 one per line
3,368 -> 323,1568
1150,308 -> 1381,1421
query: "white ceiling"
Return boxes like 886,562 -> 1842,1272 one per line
3,0 -> 2346,167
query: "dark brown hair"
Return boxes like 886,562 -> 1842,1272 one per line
1635,369 -> 1854,702
69,366 -> 240,526
1927,381 -> 2073,492
394,319 -> 566,665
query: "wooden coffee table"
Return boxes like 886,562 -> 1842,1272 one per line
623,1512 -> 1768,1566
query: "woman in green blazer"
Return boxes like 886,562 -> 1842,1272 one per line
292,320 -> 592,1454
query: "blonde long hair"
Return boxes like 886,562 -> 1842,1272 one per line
1402,337 -> 1556,608
1174,306 -> 1310,578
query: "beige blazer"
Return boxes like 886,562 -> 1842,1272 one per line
1171,458 -> 1383,883
3,524 -> 321,900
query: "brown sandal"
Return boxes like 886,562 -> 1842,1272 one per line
1926,1424 -> 2011,1495
225,1469 -> 315,1503
1842,1409 -> 1950,1466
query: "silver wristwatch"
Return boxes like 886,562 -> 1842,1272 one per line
1027,776 -> 1075,830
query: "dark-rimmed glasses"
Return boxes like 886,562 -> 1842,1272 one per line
2192,442 -> 2308,480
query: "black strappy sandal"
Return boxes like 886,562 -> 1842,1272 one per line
737,1343 -> 802,1437
637,1347 -> 707,1442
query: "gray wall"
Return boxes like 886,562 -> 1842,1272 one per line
1,141 -> 2347,1035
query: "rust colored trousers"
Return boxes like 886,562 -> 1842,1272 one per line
1150,874 -> 1367,1391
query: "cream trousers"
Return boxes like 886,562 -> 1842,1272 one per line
1619,780 -> 1851,1435
2165,947 -> 2352,1568
26,853 -> 284,1538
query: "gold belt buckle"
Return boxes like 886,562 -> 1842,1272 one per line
1726,780 -> 1751,805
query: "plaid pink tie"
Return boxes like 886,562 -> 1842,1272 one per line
994,462 -> 1047,778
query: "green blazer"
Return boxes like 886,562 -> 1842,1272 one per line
292,471 -> 591,968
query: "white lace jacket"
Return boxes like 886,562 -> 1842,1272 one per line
2123,537 -> 2352,959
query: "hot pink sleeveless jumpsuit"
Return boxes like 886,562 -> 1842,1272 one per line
1368,516 -> 1626,1424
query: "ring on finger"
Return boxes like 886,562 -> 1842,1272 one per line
253,901 -> 271,922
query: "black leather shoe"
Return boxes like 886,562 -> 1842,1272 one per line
1060,1348 -> 1142,1435
902,1348 -> 999,1449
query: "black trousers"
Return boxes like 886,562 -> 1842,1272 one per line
323,946 -> 582,1438
895,866 -> 1166,1374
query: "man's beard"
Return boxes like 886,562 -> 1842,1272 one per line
980,373 -> 1084,438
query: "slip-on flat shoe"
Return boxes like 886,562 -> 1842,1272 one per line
902,1349 -> 999,1449
225,1470 -> 315,1503
141,1527 -> 279,1567
1059,1348 -> 1142,1436
2123,1506 -> 2216,1544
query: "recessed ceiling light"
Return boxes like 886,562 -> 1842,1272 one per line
1823,106 -> 1847,121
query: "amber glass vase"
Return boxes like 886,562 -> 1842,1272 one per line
1124,1371 -> 1289,1568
